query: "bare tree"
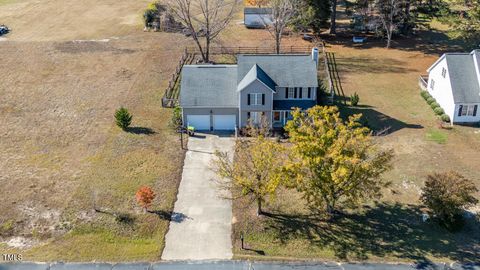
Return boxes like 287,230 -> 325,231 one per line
376,0 -> 404,48
264,0 -> 296,54
166,0 -> 239,62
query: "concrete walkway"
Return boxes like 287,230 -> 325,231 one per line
162,133 -> 235,260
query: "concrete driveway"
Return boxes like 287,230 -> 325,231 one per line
161,133 -> 235,260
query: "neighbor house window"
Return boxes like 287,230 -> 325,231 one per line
273,111 -> 281,122
458,105 -> 478,117
441,67 -> 447,78
430,79 -> 435,90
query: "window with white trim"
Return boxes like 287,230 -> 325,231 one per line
459,104 -> 478,116
250,93 -> 263,105
249,111 -> 262,124
287,88 -> 295,99
430,79 -> 435,90
441,67 -> 447,78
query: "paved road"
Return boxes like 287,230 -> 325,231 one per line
1,261 -> 479,270
161,133 -> 235,260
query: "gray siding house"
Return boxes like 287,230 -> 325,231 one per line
180,49 -> 319,131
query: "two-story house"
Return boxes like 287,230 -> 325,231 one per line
179,49 -> 319,131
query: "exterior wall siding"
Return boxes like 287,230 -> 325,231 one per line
239,80 -> 274,127
427,58 -> 456,123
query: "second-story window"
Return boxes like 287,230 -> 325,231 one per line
248,93 -> 265,105
287,88 -> 295,99
441,67 -> 447,78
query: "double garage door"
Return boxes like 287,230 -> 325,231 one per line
186,115 -> 236,130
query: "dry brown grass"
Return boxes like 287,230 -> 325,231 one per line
0,0 -> 192,261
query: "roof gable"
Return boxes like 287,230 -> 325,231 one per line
237,64 -> 277,92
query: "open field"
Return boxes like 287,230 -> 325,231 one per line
231,6 -> 480,264
0,0 -> 190,261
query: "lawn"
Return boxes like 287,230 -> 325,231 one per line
229,4 -> 480,263
0,0 -> 188,261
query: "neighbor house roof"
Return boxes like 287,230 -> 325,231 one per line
180,65 -> 238,107
244,7 -> 272,14
237,64 -> 277,91
237,55 -> 318,88
443,51 -> 480,103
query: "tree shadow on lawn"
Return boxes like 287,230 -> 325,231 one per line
337,105 -> 424,134
126,127 -> 156,135
264,202 -> 480,263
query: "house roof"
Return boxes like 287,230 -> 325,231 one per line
237,64 -> 277,91
444,52 -> 480,103
273,100 -> 317,110
179,65 -> 238,107
237,55 -> 318,88
244,7 -> 272,14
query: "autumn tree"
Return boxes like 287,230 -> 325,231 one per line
245,0 -> 269,7
284,106 -> 394,215
421,171 -> 478,230
136,186 -> 156,211
166,0 -> 239,63
115,107 -> 132,130
213,123 -> 284,216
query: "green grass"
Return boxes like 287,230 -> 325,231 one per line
426,129 -> 448,144
0,0 -> 17,5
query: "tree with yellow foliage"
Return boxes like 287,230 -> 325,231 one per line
284,106 -> 393,215
213,123 -> 284,216
245,0 -> 269,7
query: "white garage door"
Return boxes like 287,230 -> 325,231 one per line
213,115 -> 236,130
186,115 -> 210,130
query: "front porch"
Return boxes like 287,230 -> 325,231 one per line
272,110 -> 292,128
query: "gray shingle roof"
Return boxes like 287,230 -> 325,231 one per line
179,65 -> 238,107
237,64 -> 277,91
445,53 -> 480,103
237,55 -> 318,88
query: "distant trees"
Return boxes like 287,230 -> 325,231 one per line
115,107 -> 132,130
444,3 -> 480,47
376,0 -> 404,48
295,0 -> 331,33
421,171 -> 478,230
284,106 -> 394,215
166,0 -> 239,63
136,186 -> 156,212
265,0 -> 296,54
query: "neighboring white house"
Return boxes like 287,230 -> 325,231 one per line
426,50 -> 480,124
